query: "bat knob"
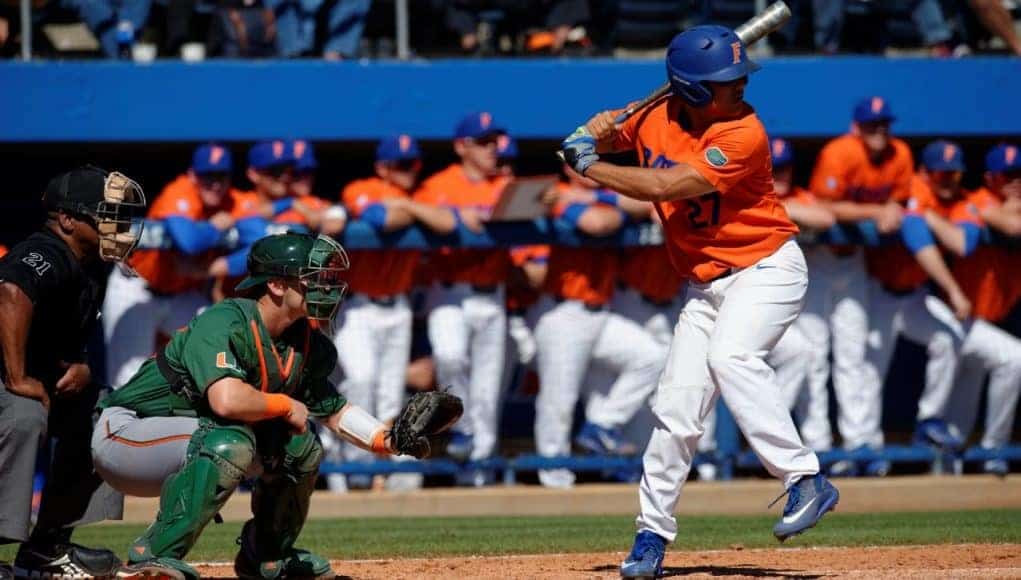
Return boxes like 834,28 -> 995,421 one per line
555,150 -> 567,163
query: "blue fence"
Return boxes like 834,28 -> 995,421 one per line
3,57 -> 1020,142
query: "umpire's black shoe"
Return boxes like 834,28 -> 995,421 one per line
14,542 -> 121,579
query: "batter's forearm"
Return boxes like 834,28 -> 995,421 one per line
584,162 -> 715,202
0,283 -> 33,384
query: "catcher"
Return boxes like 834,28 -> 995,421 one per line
90,232 -> 462,580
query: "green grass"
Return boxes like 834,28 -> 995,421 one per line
3,510 -> 1019,562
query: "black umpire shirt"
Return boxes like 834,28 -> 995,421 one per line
0,229 -> 105,389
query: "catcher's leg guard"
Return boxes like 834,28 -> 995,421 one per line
235,430 -> 331,579
130,422 -> 256,563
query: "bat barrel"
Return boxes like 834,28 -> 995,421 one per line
734,1 -> 791,44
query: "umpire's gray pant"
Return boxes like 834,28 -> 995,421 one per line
0,380 -> 123,544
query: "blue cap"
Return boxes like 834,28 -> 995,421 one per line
454,112 -> 505,140
853,96 -> 896,124
497,134 -> 518,159
770,138 -> 793,168
376,134 -> 421,162
985,143 -> 1020,174
191,143 -> 232,174
922,140 -> 965,172
290,140 -> 317,171
248,140 -> 292,170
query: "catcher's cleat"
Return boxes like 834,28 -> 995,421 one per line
116,557 -> 198,580
771,473 -> 840,542
234,521 -> 334,579
13,541 -> 121,579
620,530 -> 666,579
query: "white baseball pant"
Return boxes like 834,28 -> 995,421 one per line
927,298 -> 1021,450
637,239 -> 819,542
330,293 -> 413,466
427,283 -> 506,461
533,296 -> 666,488
796,246 -> 867,451
102,267 -> 209,387
861,284 -> 963,448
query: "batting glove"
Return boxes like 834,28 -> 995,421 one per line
560,125 -> 599,175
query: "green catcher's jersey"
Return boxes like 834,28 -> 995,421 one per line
102,298 -> 346,419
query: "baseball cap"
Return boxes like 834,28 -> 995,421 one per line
770,138 -> 793,168
985,143 -> 1020,174
853,96 -> 896,124
43,166 -> 110,212
922,140 -> 965,172
191,143 -> 232,175
376,134 -> 421,162
497,134 -> 518,159
454,112 -> 505,140
290,140 -> 317,172
248,140 -> 292,170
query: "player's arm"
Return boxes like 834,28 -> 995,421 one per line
573,204 -> 626,236
980,199 -> 1021,237
0,282 -> 48,407
382,197 -> 458,234
163,214 -> 233,255
206,377 -> 308,432
900,216 -> 971,319
324,402 -> 395,455
782,199 -> 836,231
583,162 -> 715,202
923,210 -> 982,258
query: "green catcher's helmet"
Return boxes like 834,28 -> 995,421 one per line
236,232 -> 349,324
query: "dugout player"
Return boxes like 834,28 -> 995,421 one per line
327,135 -> 458,491
412,113 -> 512,468
103,144 -> 261,386
559,25 -> 839,576
916,142 -> 1021,476
92,233 -> 430,580
806,97 -> 915,475
0,166 -> 145,578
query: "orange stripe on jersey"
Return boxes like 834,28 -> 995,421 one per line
809,134 -> 914,204
952,188 -> 1019,322
341,177 -> 420,297
413,164 -> 510,286
249,320 -> 269,392
614,98 -> 797,283
105,421 -> 192,448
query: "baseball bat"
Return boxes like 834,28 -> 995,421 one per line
613,0 -> 792,125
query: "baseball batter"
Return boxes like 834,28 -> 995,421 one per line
559,25 -> 838,577
919,142 -> 1021,475
91,233 -> 447,580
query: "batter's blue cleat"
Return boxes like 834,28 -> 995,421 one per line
771,474 -> 840,542
912,418 -> 963,450
619,530 -> 666,579
576,422 -> 637,456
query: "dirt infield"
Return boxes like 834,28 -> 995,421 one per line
195,543 -> 1021,578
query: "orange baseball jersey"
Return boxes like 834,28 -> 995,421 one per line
413,164 -> 510,286
952,187 -> 1019,322
506,245 -> 549,311
778,185 -> 818,206
275,195 -> 331,225
613,98 -> 798,283
130,175 -> 259,295
543,186 -> 619,305
867,175 -> 980,292
809,134 -> 914,204
0,244 -> 7,259
618,245 -> 684,304
341,177 -> 420,297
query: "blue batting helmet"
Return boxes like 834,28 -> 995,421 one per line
665,25 -> 760,108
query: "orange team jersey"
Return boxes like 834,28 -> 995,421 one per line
543,186 -> 619,305
341,177 -> 420,297
613,98 -> 798,283
0,244 -> 7,259
130,175 -> 259,295
952,188 -> 1019,322
413,164 -> 510,286
778,185 -> 818,206
275,194 -> 331,225
506,245 -> 549,311
868,175 -> 980,293
619,245 -> 684,304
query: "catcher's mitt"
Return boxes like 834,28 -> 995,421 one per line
388,390 -> 464,459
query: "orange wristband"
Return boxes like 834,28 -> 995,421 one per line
370,429 -> 389,454
262,393 -> 293,420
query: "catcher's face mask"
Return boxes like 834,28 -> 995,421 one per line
91,172 -> 146,262
299,234 -> 349,325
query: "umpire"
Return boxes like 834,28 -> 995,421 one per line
0,166 -> 145,579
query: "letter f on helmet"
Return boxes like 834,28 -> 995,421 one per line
665,25 -> 760,108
